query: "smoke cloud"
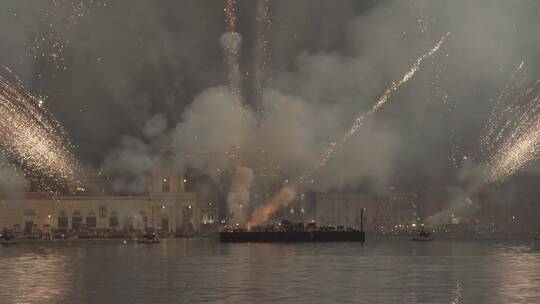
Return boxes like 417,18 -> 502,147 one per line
0,1 -> 539,226
227,166 -> 254,226
0,156 -> 30,194
249,186 -> 296,227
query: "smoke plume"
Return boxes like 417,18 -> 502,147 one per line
227,166 -> 254,226
249,186 -> 296,227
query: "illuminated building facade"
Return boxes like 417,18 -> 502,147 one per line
0,169 -> 214,235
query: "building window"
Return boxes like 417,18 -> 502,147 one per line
58,211 -> 68,228
99,206 -> 107,218
86,211 -> 97,228
109,211 -> 119,228
24,221 -> 34,233
162,178 -> 170,192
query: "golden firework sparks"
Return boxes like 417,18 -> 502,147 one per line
0,67 -> 80,190
481,69 -> 540,183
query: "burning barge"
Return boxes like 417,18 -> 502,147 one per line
220,220 -> 365,243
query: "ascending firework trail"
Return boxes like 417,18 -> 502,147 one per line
306,32 -> 451,179
249,32 -> 451,227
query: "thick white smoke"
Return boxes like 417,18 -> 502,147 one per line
426,196 -> 479,227
227,166 -> 254,226
0,156 -> 30,195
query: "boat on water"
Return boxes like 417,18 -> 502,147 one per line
412,226 -> 434,241
137,233 -> 159,244
222,209 -> 366,243
0,230 -> 16,245
220,221 -> 365,243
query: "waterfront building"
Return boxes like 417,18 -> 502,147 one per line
315,192 -> 417,232
0,169 -> 211,236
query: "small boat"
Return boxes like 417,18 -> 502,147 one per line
412,226 -> 434,241
0,233 -> 16,245
137,233 -> 159,244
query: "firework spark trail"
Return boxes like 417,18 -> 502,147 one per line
254,0 -> 272,111
0,67 -> 79,190
306,32 -> 451,178
223,0 -> 243,104
482,77 -> 540,184
247,32 -> 451,227
479,61 -> 526,155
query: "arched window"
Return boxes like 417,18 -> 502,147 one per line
58,211 -> 68,228
86,211 -> 97,228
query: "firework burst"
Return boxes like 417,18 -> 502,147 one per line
27,0 -> 108,71
480,63 -> 540,183
0,67 -> 80,190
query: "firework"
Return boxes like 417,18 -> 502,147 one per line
223,0 -> 243,103
254,0 -> 272,111
247,33 -> 451,226
26,0 -> 108,71
0,67 -> 80,190
480,64 -> 540,183
307,32 -> 451,177
479,62 -> 526,155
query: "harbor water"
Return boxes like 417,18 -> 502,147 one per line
1,237 -> 539,303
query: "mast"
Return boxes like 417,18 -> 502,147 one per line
360,208 -> 364,232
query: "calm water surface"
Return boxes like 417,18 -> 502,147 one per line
1,237 -> 539,304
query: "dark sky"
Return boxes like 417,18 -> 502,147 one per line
0,0 -> 539,191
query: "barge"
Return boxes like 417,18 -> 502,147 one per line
220,210 -> 365,243
220,229 -> 365,243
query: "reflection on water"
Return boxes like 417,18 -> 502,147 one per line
1,238 -> 539,304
